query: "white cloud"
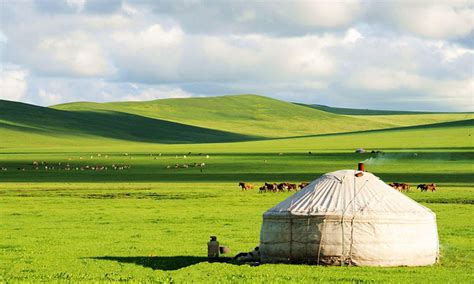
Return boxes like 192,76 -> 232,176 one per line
387,1 -> 474,39
279,0 -> 362,28
66,0 -> 86,12
430,41 -> 474,62
343,28 -> 363,44
346,67 -> 473,110
236,9 -> 256,23
431,78 -> 474,109
347,68 -> 425,91
38,31 -> 114,77
0,69 -> 28,101
38,88 -> 63,105
122,86 -> 192,101
0,1 -> 472,111
111,24 -> 184,81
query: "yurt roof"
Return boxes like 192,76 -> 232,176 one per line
264,170 -> 435,219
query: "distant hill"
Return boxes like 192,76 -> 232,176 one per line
0,100 -> 255,146
296,103 -> 434,115
1,94 -> 471,148
53,95 -> 401,138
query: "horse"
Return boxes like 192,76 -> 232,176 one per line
239,182 -> 253,191
299,182 -> 309,189
277,183 -> 288,192
389,182 -> 409,192
287,183 -> 297,192
426,183 -> 436,192
417,183 -> 436,192
265,183 -> 277,193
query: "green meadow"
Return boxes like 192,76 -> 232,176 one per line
0,95 -> 473,282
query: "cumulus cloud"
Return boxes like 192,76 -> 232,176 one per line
346,67 -> 473,110
347,68 -> 425,91
386,1 -> 474,39
0,0 -> 472,111
37,31 -> 114,77
0,68 -> 28,101
110,24 -> 184,81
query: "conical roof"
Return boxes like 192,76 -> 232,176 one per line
264,170 -> 434,219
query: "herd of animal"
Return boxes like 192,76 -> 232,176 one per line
0,161 -> 132,172
166,163 -> 206,169
239,181 -> 437,193
388,182 -> 437,192
239,182 -> 310,193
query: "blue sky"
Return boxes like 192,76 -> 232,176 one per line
0,0 -> 473,111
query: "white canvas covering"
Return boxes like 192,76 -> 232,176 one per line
260,170 -> 439,266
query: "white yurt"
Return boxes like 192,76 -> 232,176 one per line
260,169 -> 439,266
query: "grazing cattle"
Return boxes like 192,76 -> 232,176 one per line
265,183 -> 277,193
389,183 -> 410,192
259,186 -> 266,193
277,183 -> 288,192
418,183 -> 436,192
239,182 -> 254,191
427,183 -> 437,192
287,183 -> 297,192
401,183 -> 410,191
389,183 -> 403,192
417,184 -> 428,192
299,182 -> 309,189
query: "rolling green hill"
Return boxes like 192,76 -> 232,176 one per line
0,100 -> 255,146
53,95 -> 393,138
52,94 -> 471,138
1,94 -> 472,149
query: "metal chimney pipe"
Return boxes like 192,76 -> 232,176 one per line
358,162 -> 365,172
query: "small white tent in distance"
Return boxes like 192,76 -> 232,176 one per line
259,167 -> 439,266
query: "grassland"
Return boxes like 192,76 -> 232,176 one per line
0,95 -> 473,282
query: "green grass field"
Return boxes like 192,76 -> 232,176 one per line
0,95 -> 473,282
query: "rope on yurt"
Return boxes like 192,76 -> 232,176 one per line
347,175 -> 370,264
340,172 -> 369,265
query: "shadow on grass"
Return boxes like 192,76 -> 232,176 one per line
0,100 -> 257,144
92,256 -> 234,271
